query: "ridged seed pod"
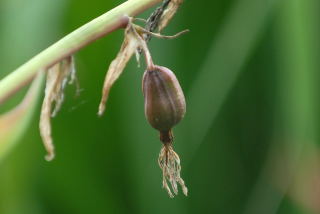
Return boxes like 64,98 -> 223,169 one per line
142,65 -> 186,135
143,65 -> 188,197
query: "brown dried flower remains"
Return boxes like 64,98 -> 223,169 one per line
40,57 -> 76,161
36,0 -> 187,198
98,19 -> 150,116
97,17 -> 188,197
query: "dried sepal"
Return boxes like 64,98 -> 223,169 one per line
40,56 -> 76,161
158,142 -> 188,197
98,18 -> 152,115
158,0 -> 184,32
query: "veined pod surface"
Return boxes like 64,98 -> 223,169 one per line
142,65 -> 186,133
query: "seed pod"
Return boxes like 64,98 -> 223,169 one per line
143,65 -> 188,197
142,65 -> 186,134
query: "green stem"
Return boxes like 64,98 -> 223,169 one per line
0,0 -> 162,104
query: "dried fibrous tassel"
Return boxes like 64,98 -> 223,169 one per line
40,56 -> 76,161
158,136 -> 188,197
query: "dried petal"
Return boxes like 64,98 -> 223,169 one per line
98,21 -> 143,116
40,56 -> 75,161
158,0 -> 184,32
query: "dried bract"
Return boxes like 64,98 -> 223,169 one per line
98,21 -> 143,116
40,56 -> 76,161
158,0 -> 184,32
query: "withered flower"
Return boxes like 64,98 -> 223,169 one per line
97,17 -> 188,197
98,17 -> 188,115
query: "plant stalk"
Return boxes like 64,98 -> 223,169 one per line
0,0 -> 162,104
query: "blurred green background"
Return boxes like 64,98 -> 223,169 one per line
0,0 -> 319,213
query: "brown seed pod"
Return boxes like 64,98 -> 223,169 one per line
142,65 -> 188,197
142,65 -> 186,135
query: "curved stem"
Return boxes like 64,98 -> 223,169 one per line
141,40 -> 155,70
0,0 -> 162,104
